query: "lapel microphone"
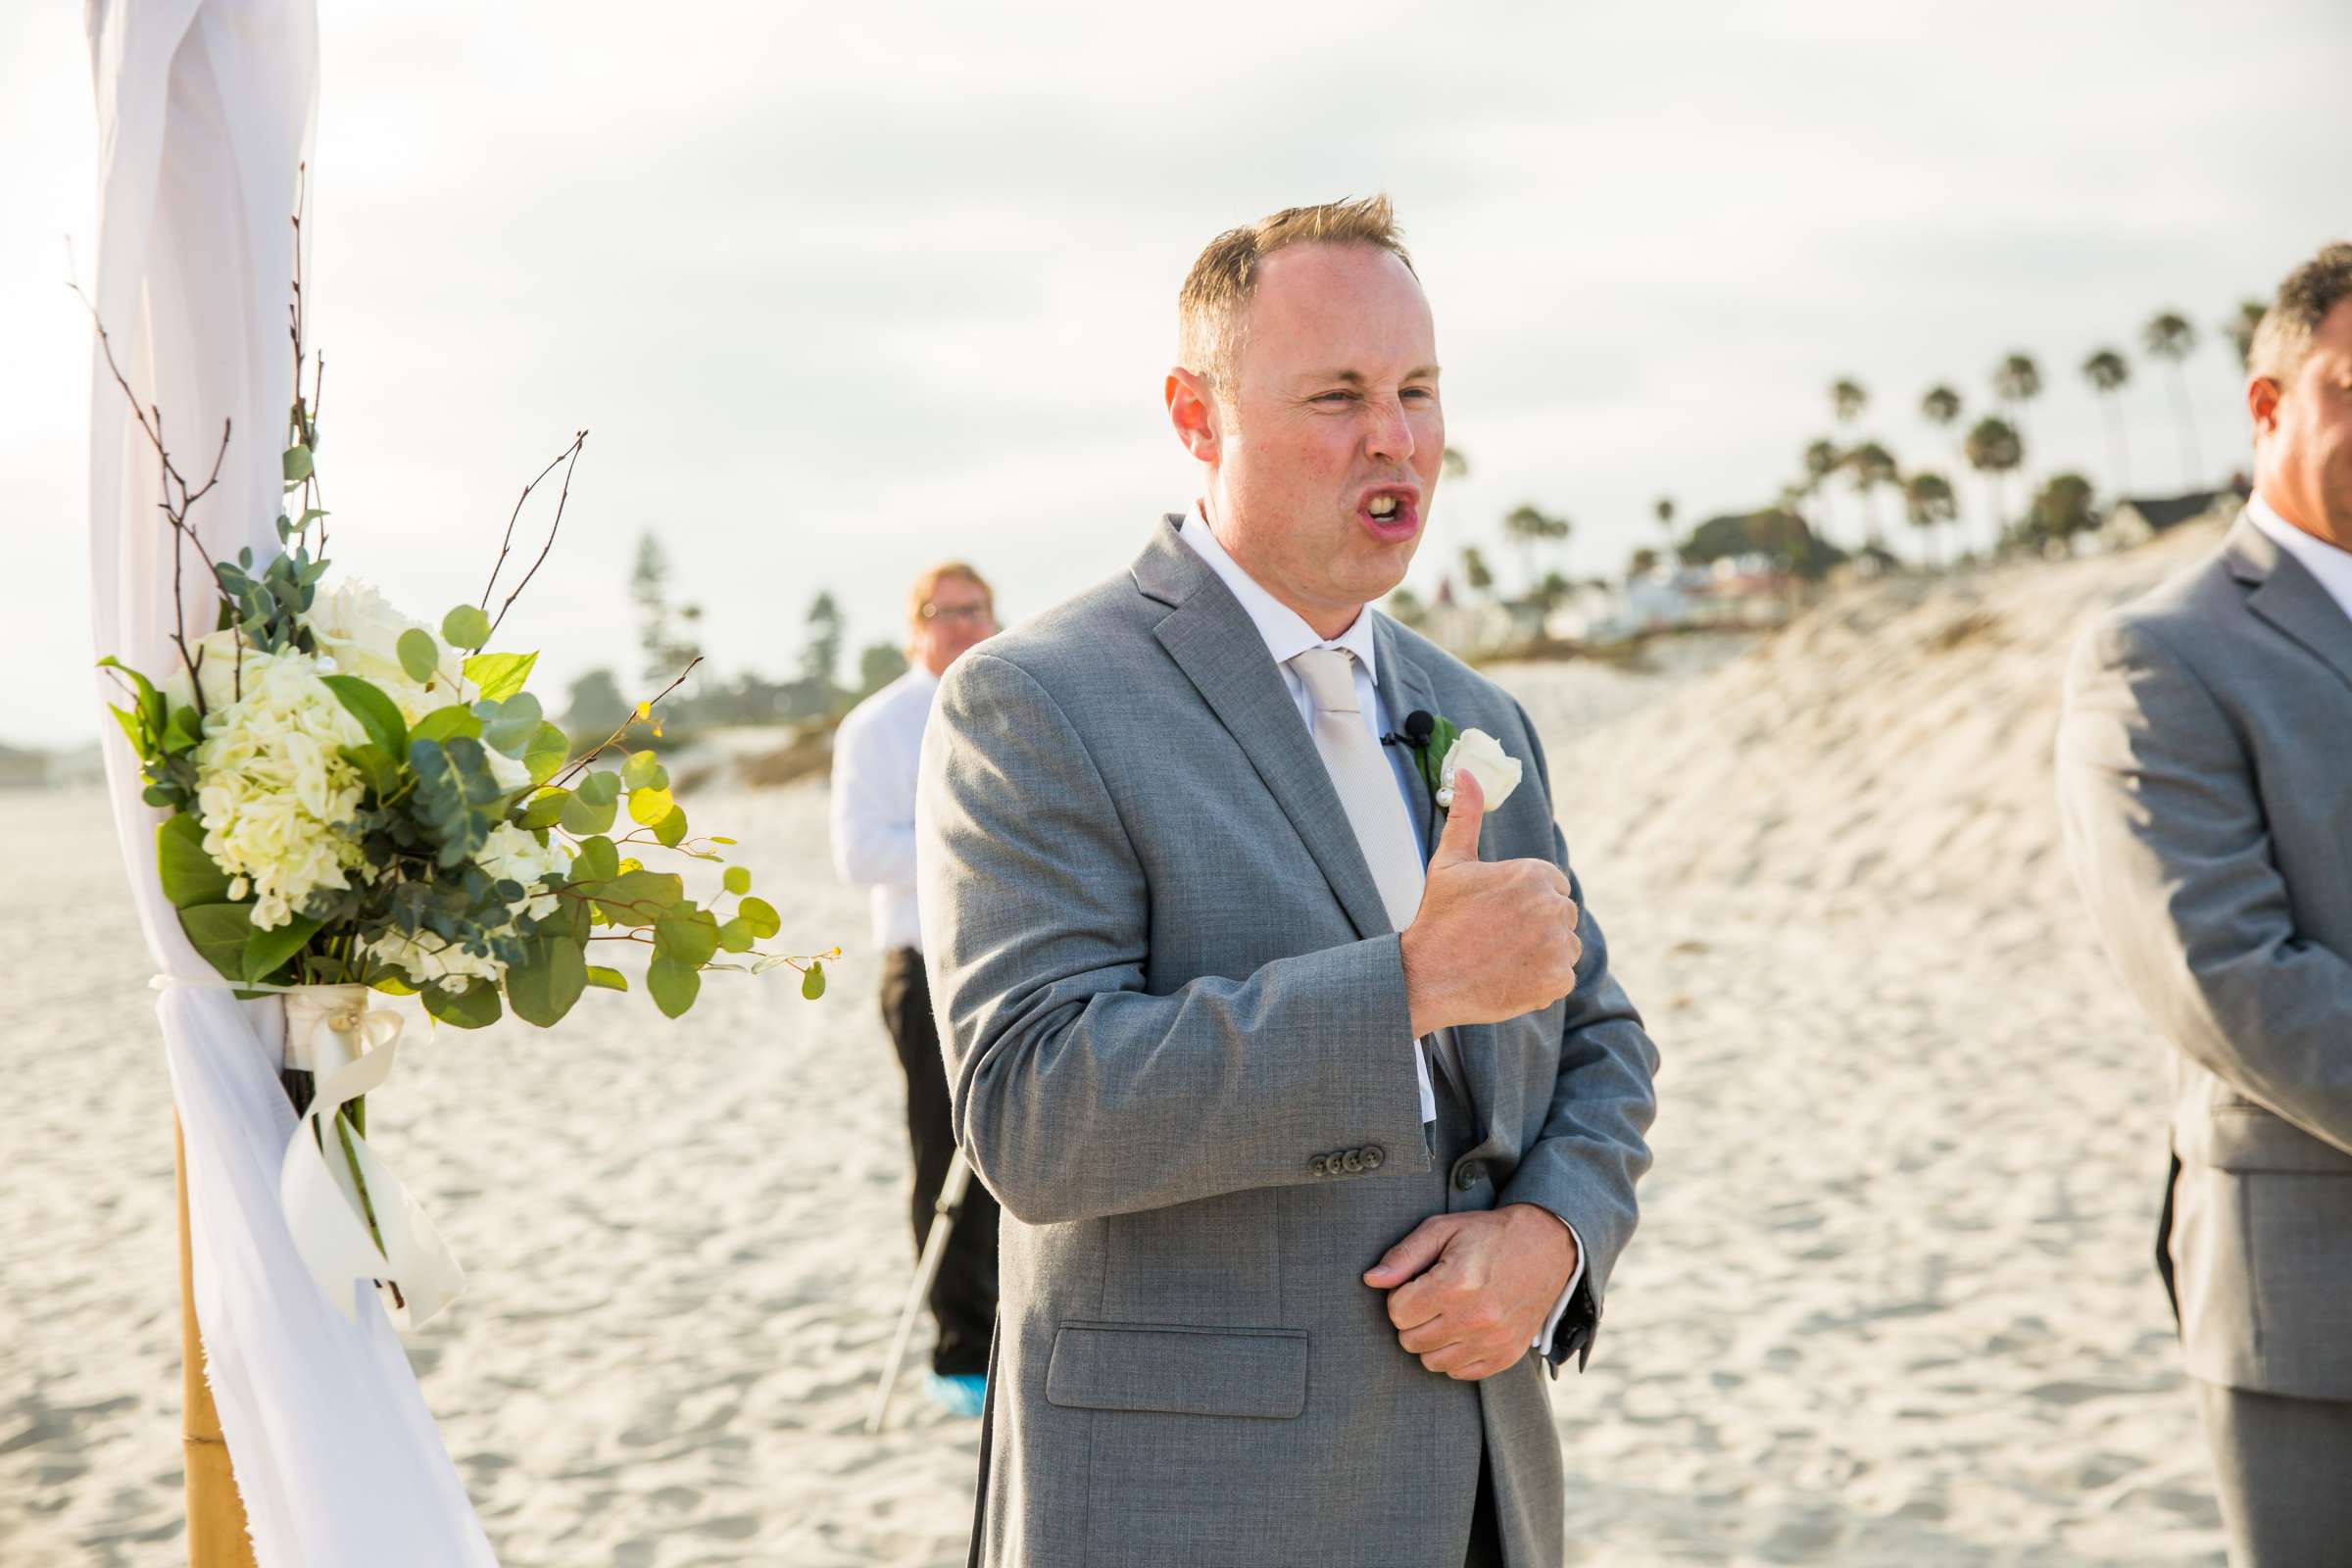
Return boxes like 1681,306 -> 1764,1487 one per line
1381,710 -> 1436,750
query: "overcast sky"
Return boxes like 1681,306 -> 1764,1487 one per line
6,0 -> 2346,748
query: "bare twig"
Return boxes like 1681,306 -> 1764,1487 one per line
485,431 -> 588,638
479,432 -> 585,614
552,655 -> 701,790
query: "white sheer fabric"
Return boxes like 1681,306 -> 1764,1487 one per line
86,1 -> 495,1559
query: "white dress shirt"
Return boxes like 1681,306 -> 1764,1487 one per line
2248,491 -> 2352,623
1178,510 -> 1585,1349
830,665 -> 939,954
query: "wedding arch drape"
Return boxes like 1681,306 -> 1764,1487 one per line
85,0 -> 496,1559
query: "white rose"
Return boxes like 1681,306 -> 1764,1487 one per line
1434,727 -> 1523,811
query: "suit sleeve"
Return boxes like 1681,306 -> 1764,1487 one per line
916,650 -> 1433,1226
1493,700 -> 1661,1367
2056,611 -> 2352,1154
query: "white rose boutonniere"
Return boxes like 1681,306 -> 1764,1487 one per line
1434,726 -> 1523,811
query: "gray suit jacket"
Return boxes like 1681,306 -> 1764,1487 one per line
916,518 -> 1659,1567
2057,513 -> 2352,1399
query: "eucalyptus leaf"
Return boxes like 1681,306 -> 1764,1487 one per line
574,770 -> 620,807
463,650 -> 538,703
397,627 -> 441,684
282,444 -> 314,483
412,705 -> 483,745
739,896 -> 780,940
647,956 -> 700,1018
584,964 -> 628,993
627,785 -> 675,827
621,750 -> 667,792
559,790 -> 617,836
441,605 -> 493,650
516,788 -> 568,830
320,674 -> 409,760
478,692 -> 544,759
156,813 -> 230,908
507,938 -> 587,1027
523,721 -> 569,785
716,917 -> 754,954
654,907 -> 720,966
410,735 -> 504,868
421,978 -> 502,1029
594,869 -> 683,926
722,865 -> 751,896
802,960 -> 827,1001
571,835 -> 620,884
652,805 -> 688,849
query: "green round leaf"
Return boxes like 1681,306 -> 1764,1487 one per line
652,805 -> 688,849
722,865 -> 751,896
571,834 -> 620,884
507,938 -> 587,1028
627,785 -> 675,827
559,790 -> 618,837
422,978 -> 503,1029
739,896 -> 780,940
647,955 -> 701,1018
654,907 -> 720,966
398,627 -> 442,684
523,721 -> 570,785
716,918 -> 754,954
157,813 -> 231,908
441,605 -> 494,650
479,692 -> 545,759
802,960 -> 826,1002
584,964 -> 628,993
621,750 -> 666,792
574,769 -> 620,807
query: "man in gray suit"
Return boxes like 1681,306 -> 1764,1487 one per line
915,196 -> 1658,1567
2058,241 -> 2352,1564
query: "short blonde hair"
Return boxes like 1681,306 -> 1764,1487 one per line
906,561 -> 995,642
1177,194 -> 1416,403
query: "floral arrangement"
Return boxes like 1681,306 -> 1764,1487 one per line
90,264 -> 827,1032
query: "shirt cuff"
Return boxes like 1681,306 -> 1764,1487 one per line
1531,1212 -> 1586,1350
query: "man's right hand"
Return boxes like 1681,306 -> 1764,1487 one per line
1399,770 -> 1583,1037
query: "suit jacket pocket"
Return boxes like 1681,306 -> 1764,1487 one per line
1045,1322 -> 1307,1420
2182,1103 -> 2352,1173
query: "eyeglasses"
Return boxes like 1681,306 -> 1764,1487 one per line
921,603 -> 993,624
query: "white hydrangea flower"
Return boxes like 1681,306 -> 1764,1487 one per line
307,578 -> 469,726
364,824 -> 571,988
365,929 -> 509,991
189,646 -> 373,930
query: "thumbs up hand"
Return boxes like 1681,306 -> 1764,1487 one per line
1399,770 -> 1584,1037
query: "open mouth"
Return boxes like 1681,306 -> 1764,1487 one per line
1358,487 -> 1421,539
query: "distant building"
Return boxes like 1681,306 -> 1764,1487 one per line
2085,482 -> 2250,555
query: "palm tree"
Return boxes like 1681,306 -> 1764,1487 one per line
2225,299 -> 2268,368
1993,352 -> 2043,497
2143,310 -> 2204,488
1921,384 -> 1966,552
1803,437 -> 1843,546
1830,377 -> 1868,426
1964,416 -> 2024,554
1442,447 -> 1470,480
1843,440 -> 1898,549
1459,545 -> 1494,597
2081,348 -> 2132,498
1904,470 -> 1958,569
1501,504 -> 1572,591
1653,496 -> 1677,564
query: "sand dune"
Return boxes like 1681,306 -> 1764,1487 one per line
3,527 -> 2228,1564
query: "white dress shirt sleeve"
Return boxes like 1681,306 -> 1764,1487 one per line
829,708 -> 919,889
1533,1213 -> 1587,1351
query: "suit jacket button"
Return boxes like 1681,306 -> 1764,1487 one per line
1453,1160 -> 1484,1191
1307,1154 -> 1328,1178
1361,1146 -> 1384,1171
1342,1150 -> 1364,1174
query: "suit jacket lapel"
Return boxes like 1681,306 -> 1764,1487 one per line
1136,517 -> 1395,942
2228,514 -> 2352,700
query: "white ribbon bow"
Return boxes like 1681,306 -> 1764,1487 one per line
277,985 -> 466,1329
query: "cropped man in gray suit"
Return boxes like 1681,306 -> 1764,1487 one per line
915,196 -> 1658,1567
2058,241 -> 2352,1564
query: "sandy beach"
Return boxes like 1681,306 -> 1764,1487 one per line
4,525 -> 2230,1566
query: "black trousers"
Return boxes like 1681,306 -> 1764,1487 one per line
879,947 -> 1000,1376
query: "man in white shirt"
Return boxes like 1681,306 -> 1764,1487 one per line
830,563 -> 1001,1416
2059,241 -> 2352,1563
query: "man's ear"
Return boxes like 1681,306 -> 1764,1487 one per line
1166,368 -> 1221,463
2247,373 -> 2283,436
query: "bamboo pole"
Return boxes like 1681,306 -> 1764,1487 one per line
177,1118 -> 257,1568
